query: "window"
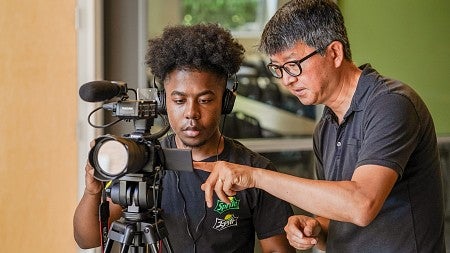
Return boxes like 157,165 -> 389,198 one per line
181,0 -> 278,38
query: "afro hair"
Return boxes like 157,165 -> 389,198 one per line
145,23 -> 245,82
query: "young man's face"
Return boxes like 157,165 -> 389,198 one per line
164,69 -> 225,149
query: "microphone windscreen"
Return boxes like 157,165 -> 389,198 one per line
79,81 -> 121,102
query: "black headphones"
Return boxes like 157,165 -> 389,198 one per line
157,75 -> 238,115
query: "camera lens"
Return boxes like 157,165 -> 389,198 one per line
89,135 -> 150,181
96,139 -> 128,176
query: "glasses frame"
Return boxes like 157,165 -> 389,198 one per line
267,50 -> 319,79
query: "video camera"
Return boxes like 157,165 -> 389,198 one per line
79,80 -> 192,182
79,80 -> 191,252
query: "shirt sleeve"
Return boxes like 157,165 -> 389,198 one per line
357,93 -> 421,176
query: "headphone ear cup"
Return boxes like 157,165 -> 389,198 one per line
221,89 -> 236,114
158,90 -> 167,115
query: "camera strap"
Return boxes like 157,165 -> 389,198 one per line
99,185 -> 110,251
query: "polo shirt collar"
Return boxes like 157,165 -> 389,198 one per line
323,63 -> 378,121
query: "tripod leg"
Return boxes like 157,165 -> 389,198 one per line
141,220 -> 173,253
103,238 -> 113,253
149,244 -> 159,253
105,220 -> 136,253
161,237 -> 173,253
120,244 -> 130,253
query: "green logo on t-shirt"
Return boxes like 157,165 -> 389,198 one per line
214,196 -> 240,214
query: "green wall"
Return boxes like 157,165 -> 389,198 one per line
339,0 -> 450,135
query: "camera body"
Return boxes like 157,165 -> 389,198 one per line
89,90 -> 163,182
109,100 -> 158,120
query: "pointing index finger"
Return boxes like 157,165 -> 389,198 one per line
197,161 -> 218,208
193,161 -> 214,172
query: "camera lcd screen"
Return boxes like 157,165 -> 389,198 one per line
162,148 -> 194,172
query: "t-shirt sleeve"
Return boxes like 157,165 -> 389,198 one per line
357,93 -> 420,176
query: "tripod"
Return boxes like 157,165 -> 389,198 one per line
102,174 -> 173,253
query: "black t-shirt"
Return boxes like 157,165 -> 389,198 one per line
159,134 -> 293,253
314,64 -> 445,253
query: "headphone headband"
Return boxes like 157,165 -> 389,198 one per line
153,74 -> 238,115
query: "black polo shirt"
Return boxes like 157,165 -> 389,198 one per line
314,64 -> 445,252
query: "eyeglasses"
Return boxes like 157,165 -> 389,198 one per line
267,50 -> 319,79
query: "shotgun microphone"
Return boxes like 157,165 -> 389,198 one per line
79,80 -> 128,102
